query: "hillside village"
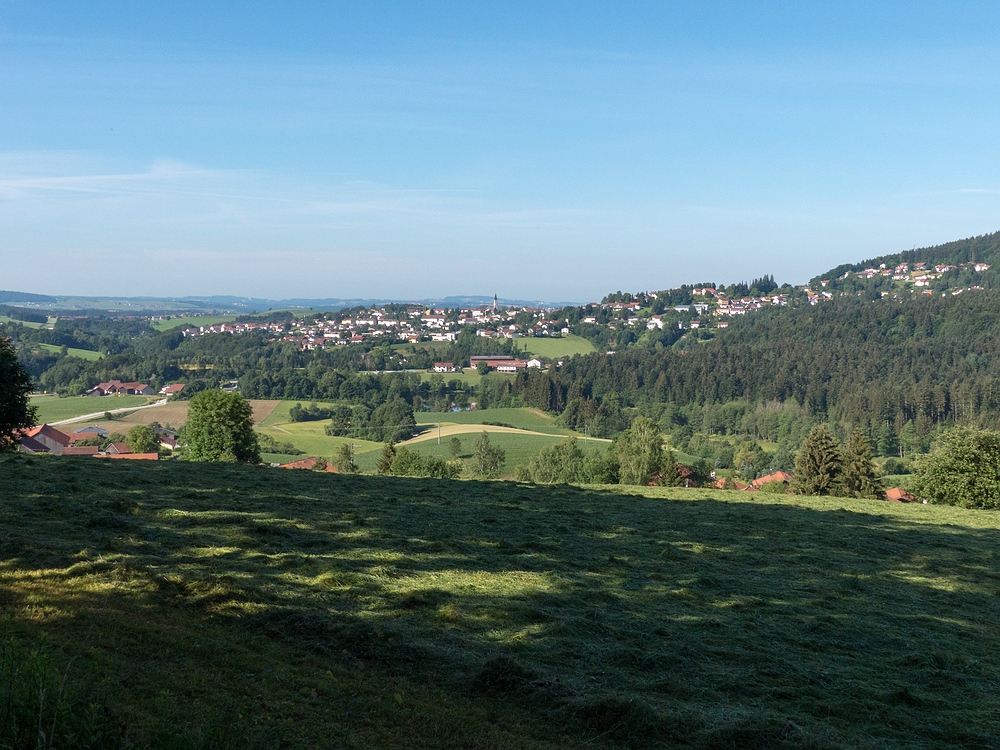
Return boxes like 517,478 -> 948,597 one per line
174,288 -> 805,353
824,260 -> 990,292
168,260 -> 992,356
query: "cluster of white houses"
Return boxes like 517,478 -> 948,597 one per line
164,266 -> 986,355
177,301 -> 571,351
832,260 -> 990,287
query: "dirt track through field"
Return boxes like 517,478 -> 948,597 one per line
398,423 -> 610,446
59,399 -> 279,429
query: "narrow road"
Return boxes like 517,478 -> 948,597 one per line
51,399 -> 168,426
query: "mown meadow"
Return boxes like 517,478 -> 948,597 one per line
1,455 -> 998,748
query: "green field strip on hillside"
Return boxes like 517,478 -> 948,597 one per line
257,419 -> 382,460
416,407 -> 573,435
34,342 -> 104,360
30,394 -> 155,423
151,315 -> 238,331
0,315 -> 46,329
418,370 -> 489,386
394,430 -> 607,475
516,333 -> 596,359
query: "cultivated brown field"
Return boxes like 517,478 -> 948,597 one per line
77,399 -> 278,430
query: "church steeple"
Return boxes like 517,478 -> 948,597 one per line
493,293 -> 498,312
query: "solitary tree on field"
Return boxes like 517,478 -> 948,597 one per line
841,429 -> 881,498
377,441 -> 396,474
613,416 -> 668,486
183,390 -> 260,463
473,431 -> 506,479
0,337 -> 36,451
335,442 -> 358,474
791,425 -> 842,496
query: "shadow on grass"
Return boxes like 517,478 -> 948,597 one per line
2,454 -> 1000,748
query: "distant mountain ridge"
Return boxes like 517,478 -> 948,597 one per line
0,290 -> 57,305
0,293 -> 582,314
6,229 -> 1000,313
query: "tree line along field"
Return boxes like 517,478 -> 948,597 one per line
27,395 -> 709,474
391,332 -> 594,361
1,455 -> 997,749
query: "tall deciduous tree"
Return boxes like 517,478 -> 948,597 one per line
473,431 -> 506,479
842,428 -> 881,498
912,427 -> 1000,509
126,424 -> 158,454
613,415 -> 667,486
791,425 -> 842,496
183,390 -> 260,463
0,337 -> 36,451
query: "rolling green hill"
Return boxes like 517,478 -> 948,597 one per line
34,342 -> 104,360
2,456 -> 998,749
415,407 -> 574,435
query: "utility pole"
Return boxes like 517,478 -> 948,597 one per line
438,422 -> 441,444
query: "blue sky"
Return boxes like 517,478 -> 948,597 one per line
2,2 -> 999,301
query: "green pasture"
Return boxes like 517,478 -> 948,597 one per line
516,333 -> 596,359
34,342 -> 104,360
419,370 -> 484,386
30,394 -> 154,424
0,315 -> 51,329
257,419 -> 382,461
416,407 -> 574,436
375,431 -> 607,475
151,314 -> 238,331
2,456 -> 998,748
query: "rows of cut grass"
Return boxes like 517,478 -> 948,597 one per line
1,457 -> 998,748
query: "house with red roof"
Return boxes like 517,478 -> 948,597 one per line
279,457 -> 337,472
885,487 -> 916,503
752,471 -> 792,490
17,425 -> 70,455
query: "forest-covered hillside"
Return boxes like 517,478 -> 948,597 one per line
812,230 -> 1000,293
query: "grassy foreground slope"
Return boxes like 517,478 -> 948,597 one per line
2,457 -> 999,749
